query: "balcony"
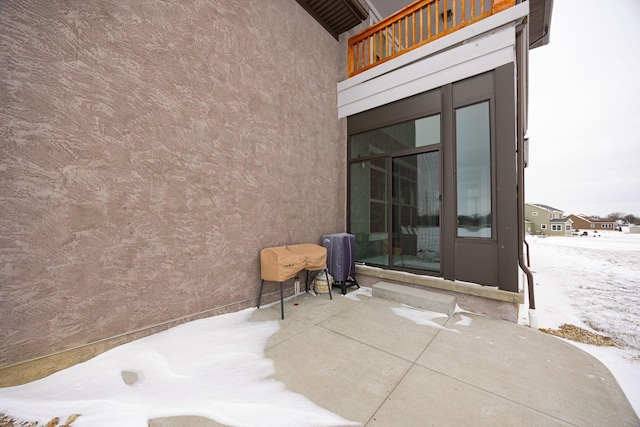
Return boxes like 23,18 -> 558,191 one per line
348,0 -> 515,77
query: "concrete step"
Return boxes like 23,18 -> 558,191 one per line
372,281 -> 456,316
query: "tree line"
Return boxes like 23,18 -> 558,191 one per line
592,212 -> 638,224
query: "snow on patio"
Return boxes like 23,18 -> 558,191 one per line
0,309 -> 357,427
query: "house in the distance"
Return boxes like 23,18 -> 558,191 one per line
525,203 -> 572,236
567,214 -> 617,232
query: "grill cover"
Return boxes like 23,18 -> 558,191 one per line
260,244 -> 327,282
322,233 -> 356,282
286,244 -> 327,270
260,246 -> 305,282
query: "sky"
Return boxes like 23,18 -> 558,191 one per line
527,0 -> 640,217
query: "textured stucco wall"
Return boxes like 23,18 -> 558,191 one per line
0,0 -> 345,367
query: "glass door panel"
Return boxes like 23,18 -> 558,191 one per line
350,159 -> 389,265
392,151 -> 440,272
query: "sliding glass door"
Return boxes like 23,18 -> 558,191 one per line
348,111 -> 441,273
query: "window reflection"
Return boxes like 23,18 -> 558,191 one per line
350,114 -> 440,159
350,161 -> 389,265
455,101 -> 491,238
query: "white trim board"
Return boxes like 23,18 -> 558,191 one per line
337,2 -> 528,118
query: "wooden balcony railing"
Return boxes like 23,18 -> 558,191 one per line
348,0 -> 515,77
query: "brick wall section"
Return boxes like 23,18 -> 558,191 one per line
0,0 -> 346,367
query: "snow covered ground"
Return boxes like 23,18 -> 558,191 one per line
522,231 -> 640,417
0,309 -> 357,427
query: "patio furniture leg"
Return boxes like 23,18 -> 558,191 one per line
279,281 -> 284,319
326,268 -> 332,299
257,279 -> 265,308
305,270 -> 310,292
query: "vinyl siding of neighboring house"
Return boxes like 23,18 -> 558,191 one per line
567,214 -> 617,232
0,0 -> 346,368
524,219 -> 534,235
525,203 -> 572,236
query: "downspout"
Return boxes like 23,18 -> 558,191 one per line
516,19 -> 537,328
518,136 -> 536,326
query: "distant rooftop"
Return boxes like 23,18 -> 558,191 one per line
530,203 -> 564,212
570,214 -> 616,223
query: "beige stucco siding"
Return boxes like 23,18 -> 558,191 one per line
0,0 -> 345,367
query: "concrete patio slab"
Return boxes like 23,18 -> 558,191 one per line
369,364 -> 572,426
266,325 -> 412,424
259,291 -> 357,324
253,287 -> 638,426
320,297 -> 443,362
416,312 -> 637,426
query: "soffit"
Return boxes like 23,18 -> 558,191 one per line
295,0 -> 369,40
528,0 -> 553,49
